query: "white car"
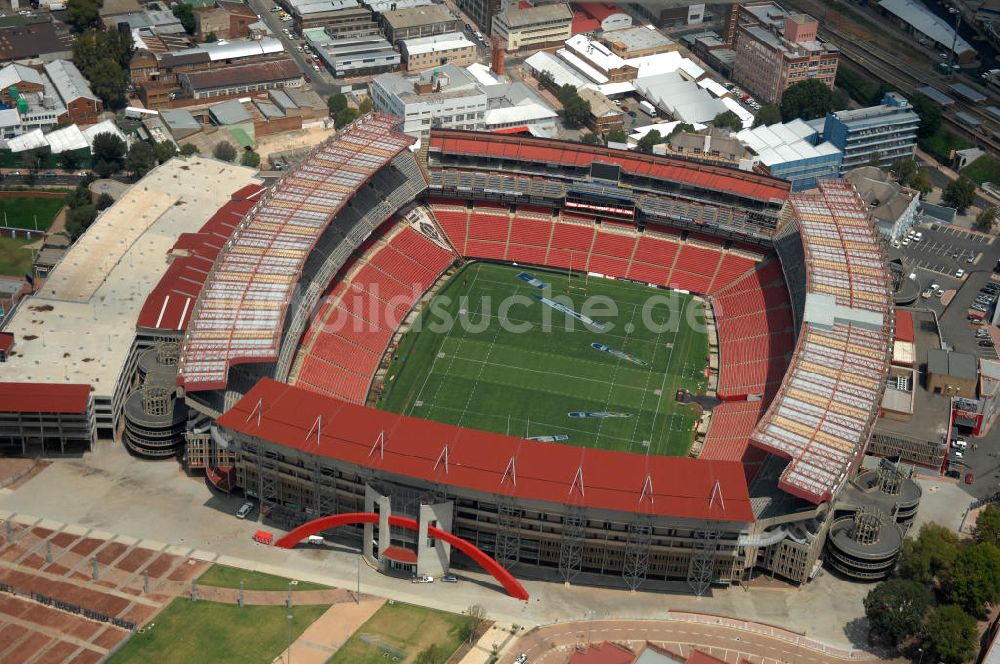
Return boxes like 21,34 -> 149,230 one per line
956,268 -> 966,278
411,575 -> 434,583
952,450 -> 964,459
236,502 -> 254,519
954,439 -> 968,449
515,655 -> 528,664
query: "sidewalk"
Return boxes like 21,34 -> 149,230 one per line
273,598 -> 384,664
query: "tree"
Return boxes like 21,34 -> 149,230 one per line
637,129 -> 663,154
213,141 -> 237,162
66,0 -> 100,31
666,122 -> 695,140
911,169 -> 932,195
180,143 -> 199,156
95,192 -> 115,210
780,79 -> 836,122
605,128 -> 628,144
335,107 -> 359,128
863,578 -> 934,648
975,205 -> 997,232
752,104 -> 781,127
415,644 -> 444,664
894,158 -> 918,186
327,93 -> 348,116
898,523 -> 960,583
942,541 -> 1000,616
712,110 -> 743,132
85,58 -> 128,109
92,132 -> 127,173
125,141 -> 157,178
921,605 -> 977,664
464,604 -> 488,644
154,140 -> 177,164
240,150 -> 261,168
580,132 -> 602,145
60,151 -> 81,172
358,96 -> 373,114
66,204 -> 97,240
536,69 -> 555,91
942,176 -> 977,214
204,32 -> 218,43
910,93 -> 943,140
72,29 -> 133,109
172,2 -> 196,35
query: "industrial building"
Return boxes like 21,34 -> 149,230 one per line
876,0 -> 976,64
311,33 -> 401,77
602,25 -> 677,58
381,4 -> 460,43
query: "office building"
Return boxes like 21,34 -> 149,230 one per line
400,32 -> 478,71
822,92 -> 919,171
382,5 -> 460,43
492,3 -> 573,51
728,3 -> 839,105
736,118 -> 842,191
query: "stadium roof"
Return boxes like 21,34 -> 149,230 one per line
137,184 -> 266,333
0,383 -> 91,414
428,130 -> 790,203
750,181 -> 892,504
218,378 -> 756,522
177,114 -> 414,392
0,158 -> 259,398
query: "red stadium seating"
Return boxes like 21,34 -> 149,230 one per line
296,226 -> 456,403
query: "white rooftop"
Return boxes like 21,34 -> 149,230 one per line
0,158 -> 261,398
565,33 -> 627,73
634,72 -> 728,123
43,124 -> 89,153
525,51 -> 589,89
401,31 -> 474,55
878,0 -> 974,56
82,120 -> 130,148
736,119 -> 839,165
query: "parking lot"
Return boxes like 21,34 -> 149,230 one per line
891,224 -> 993,277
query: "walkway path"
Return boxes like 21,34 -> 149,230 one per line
497,617 -> 895,664
272,598 -> 385,664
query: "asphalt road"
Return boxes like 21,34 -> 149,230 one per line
245,0 -> 337,98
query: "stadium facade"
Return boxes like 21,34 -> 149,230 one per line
3,114 -> 916,596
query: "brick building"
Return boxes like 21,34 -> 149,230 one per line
728,2 -> 839,105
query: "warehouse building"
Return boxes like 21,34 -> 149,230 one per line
602,25 -> 677,58
382,4 -> 460,43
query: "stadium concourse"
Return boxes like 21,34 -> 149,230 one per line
1,114 -> 904,600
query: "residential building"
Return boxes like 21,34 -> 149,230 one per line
577,87 -> 624,132
736,118 -> 842,191
728,3 -> 839,105
400,32 -> 478,71
844,166 -> 920,240
381,5 -> 460,43
179,58 -> 304,100
312,34 -> 400,77
821,92 -> 919,171
492,4 -> 573,52
570,2 -> 631,35
602,25 -> 676,58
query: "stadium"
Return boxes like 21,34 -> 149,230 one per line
3,113 -> 916,598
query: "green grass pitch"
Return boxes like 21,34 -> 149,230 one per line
378,262 -> 709,457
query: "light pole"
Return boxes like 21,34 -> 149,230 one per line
917,647 -> 925,664
287,612 -> 294,664
947,5 -> 961,77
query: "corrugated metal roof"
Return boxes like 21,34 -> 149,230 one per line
877,0 -> 974,55
217,378 -> 756,522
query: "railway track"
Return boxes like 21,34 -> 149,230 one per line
822,25 -> 1000,156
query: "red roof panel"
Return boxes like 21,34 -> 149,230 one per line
429,131 -> 790,204
217,379 -> 755,522
382,545 -> 418,564
896,309 -> 914,343
0,383 -> 91,414
0,332 -> 12,353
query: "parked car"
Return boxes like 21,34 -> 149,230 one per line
441,575 -> 458,583
515,655 -> 528,664
968,254 -> 977,264
967,472 -> 976,485
956,268 -> 966,278
236,502 -> 254,519
411,575 -> 434,583
952,450 -> 964,459
945,469 -> 962,479
922,288 -> 934,298
980,340 -> 995,347
954,439 -> 968,449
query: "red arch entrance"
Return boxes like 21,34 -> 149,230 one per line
274,512 -> 530,600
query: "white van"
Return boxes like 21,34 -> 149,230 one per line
306,535 -> 325,545
638,100 -> 656,116
953,439 -> 968,449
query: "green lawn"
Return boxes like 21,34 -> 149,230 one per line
196,564 -> 331,591
329,601 -> 474,664
0,196 -> 64,231
0,236 -> 34,277
378,262 -> 709,457
107,599 -> 329,664
920,126 -> 973,165
962,154 -> 1000,186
